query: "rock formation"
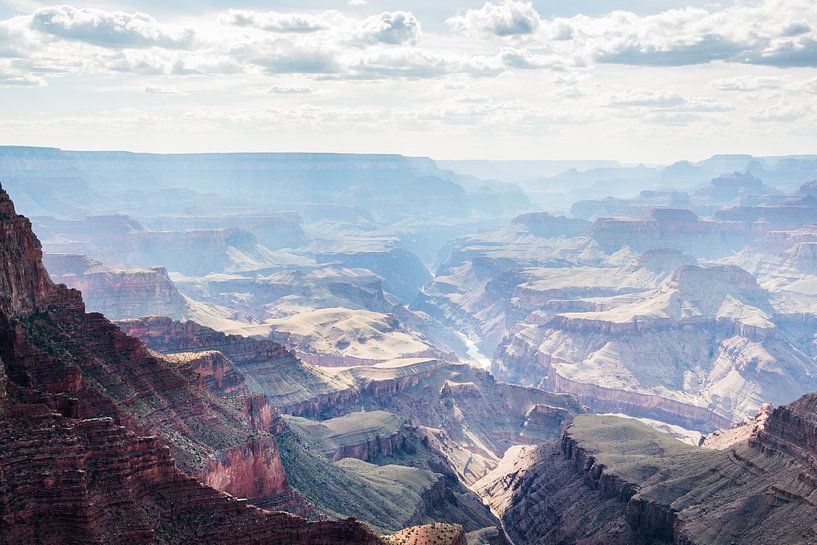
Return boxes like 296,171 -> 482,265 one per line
120,316 -> 584,484
496,263 -> 817,428
479,399 -> 817,545
590,208 -> 751,257
0,184 -> 385,544
45,253 -> 189,320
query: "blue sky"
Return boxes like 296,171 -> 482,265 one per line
0,0 -> 815,161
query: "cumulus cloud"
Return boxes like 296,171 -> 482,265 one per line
30,6 -> 195,49
107,51 -> 172,75
448,1 -> 541,36
534,1 -> 817,67
353,11 -> 420,45
221,10 -> 327,33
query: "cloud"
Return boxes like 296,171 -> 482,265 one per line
348,0 -> 367,6
802,77 -> 817,94
607,90 -> 687,108
448,1 -> 541,37
249,46 -> 342,74
353,11 -> 420,45
30,6 -> 195,49
0,70 -> 45,86
499,47 -> 564,69
749,37 -> 817,67
604,89 -> 733,115
269,84 -> 313,94
532,2 -> 817,68
750,104 -> 812,122
107,51 -> 172,75
342,48 -> 503,80
144,84 -> 183,95
221,10 -> 327,33
710,76 -> 786,92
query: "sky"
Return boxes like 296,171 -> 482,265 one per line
0,0 -> 815,162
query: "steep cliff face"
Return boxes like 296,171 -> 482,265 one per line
162,350 -> 250,397
0,184 -> 383,544
591,208 -> 752,257
510,213 -> 591,238
480,408 -> 817,545
45,255 -> 190,320
118,315 -> 296,366
0,189 -> 54,316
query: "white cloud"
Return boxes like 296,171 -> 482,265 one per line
341,48 -> 503,80
0,70 -> 45,86
353,11 -> 420,46
221,10 -> 327,33
30,6 -> 195,49
269,84 -> 314,94
607,89 -> 687,108
248,46 -> 342,74
533,1 -> 817,67
750,103 -> 812,122
448,1 -> 541,36
348,0 -> 367,6
144,84 -> 184,95
499,47 -> 565,69
710,76 -> 786,92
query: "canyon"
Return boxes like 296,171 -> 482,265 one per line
3,146 -> 817,544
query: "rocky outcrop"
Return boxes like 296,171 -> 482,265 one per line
591,208 -> 752,257
315,248 -> 431,303
0,184 -> 384,545
145,212 -> 307,250
0,190 -> 54,316
511,213 -> 590,238
119,315 -> 296,365
46,257 -> 189,320
283,411 -> 409,463
162,350 -> 250,397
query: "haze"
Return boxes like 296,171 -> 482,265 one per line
0,0 -> 816,161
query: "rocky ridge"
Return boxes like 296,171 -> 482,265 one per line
479,402 -> 817,545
